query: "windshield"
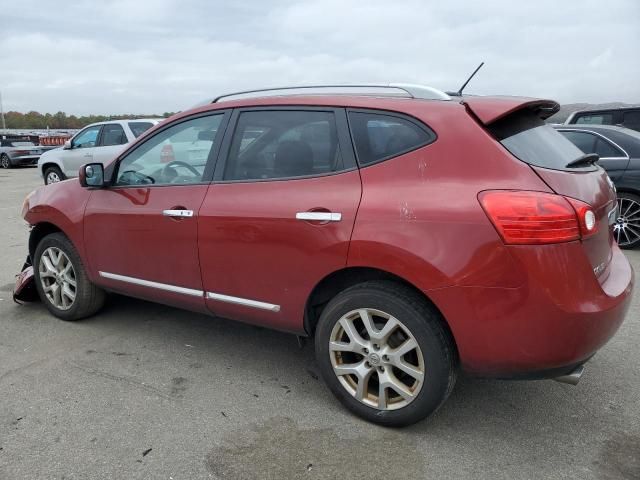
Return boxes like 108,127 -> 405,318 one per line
490,110 -> 592,171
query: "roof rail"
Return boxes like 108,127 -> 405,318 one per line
210,83 -> 451,103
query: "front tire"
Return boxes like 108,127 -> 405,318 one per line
314,280 -> 457,427
33,232 -> 105,320
43,165 -> 65,185
1,154 -> 12,169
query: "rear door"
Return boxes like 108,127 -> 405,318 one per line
198,107 -> 361,333
61,124 -> 102,176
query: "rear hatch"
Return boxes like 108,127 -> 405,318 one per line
465,97 -> 618,281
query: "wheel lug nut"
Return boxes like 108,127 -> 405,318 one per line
382,355 -> 389,362
365,361 -> 371,368
378,366 -> 385,372
373,344 -> 379,350
363,348 -> 369,354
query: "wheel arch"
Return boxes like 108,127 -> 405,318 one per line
304,266 -> 458,355
29,222 -> 66,259
41,162 -> 65,180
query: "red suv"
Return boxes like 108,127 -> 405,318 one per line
15,85 -> 634,427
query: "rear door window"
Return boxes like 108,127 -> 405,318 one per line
129,122 -> 155,138
99,124 -> 128,146
490,111 -> 591,171
622,111 -> 640,130
560,131 -> 597,153
223,110 -> 343,181
348,111 -> 435,166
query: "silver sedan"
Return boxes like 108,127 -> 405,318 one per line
0,140 -> 43,168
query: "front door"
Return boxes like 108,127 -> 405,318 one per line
198,108 -> 361,332
84,112 -> 229,312
61,124 -> 102,176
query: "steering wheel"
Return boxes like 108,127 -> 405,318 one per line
119,170 -> 155,185
162,160 -> 201,178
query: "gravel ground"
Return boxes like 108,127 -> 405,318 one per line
0,167 -> 638,480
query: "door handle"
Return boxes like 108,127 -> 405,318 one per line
163,209 -> 194,218
295,212 -> 342,222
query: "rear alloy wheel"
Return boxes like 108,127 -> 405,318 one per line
44,166 -> 64,185
614,192 -> 640,249
34,232 -> 105,320
315,281 -> 457,427
1,154 -> 12,169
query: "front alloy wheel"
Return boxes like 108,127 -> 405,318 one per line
38,246 -> 77,310
614,193 -> 640,249
329,308 -> 424,410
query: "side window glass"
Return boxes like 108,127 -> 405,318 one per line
575,114 -> 613,125
129,122 -> 154,138
348,112 -> 435,166
622,111 -> 640,128
223,110 -> 342,181
115,114 -> 223,186
100,124 -> 128,146
595,138 -> 625,158
559,131 -> 597,153
72,126 -> 101,149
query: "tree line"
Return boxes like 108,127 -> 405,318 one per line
2,111 -> 175,130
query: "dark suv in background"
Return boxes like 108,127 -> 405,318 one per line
566,107 -> 640,132
555,124 -> 640,248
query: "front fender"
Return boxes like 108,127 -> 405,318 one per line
23,180 -> 91,264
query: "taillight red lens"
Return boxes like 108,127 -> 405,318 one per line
479,190 -> 597,245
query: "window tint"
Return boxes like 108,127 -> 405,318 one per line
100,124 -> 128,146
595,138 -> 625,157
224,110 -> 343,181
348,112 -> 434,166
490,111 -> 590,171
575,113 -> 613,125
72,126 -> 101,149
129,121 -> 154,138
116,114 -> 223,186
623,111 -> 640,127
560,131 -> 597,153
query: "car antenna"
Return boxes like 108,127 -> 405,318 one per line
447,62 -> 484,96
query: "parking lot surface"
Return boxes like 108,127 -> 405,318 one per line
0,167 -> 638,479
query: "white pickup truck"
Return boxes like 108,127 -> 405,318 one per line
38,119 -> 162,185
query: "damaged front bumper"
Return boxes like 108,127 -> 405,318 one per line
13,256 -> 39,303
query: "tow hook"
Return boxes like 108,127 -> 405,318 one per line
553,365 -> 585,386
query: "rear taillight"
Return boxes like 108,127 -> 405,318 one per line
479,190 -> 598,245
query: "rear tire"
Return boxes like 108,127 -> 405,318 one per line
1,154 -> 12,169
33,232 -> 105,320
314,280 -> 457,427
44,165 -> 65,185
614,192 -> 640,249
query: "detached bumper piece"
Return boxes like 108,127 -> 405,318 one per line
13,257 -> 39,303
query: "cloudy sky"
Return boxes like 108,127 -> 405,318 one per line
1,0 -> 638,114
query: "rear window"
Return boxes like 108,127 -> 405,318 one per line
348,111 -> 435,166
490,110 -> 591,171
129,122 -> 154,138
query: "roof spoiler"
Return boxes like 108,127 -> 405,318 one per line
462,96 -> 560,125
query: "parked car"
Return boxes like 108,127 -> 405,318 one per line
565,106 -> 640,132
554,124 -> 640,249
0,139 -> 43,168
15,85 -> 633,427
38,119 -> 162,185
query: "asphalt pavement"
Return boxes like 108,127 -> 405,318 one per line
0,167 -> 638,479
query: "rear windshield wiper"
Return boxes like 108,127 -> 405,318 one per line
565,153 -> 599,168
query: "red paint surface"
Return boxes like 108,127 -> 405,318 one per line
22,94 -> 634,377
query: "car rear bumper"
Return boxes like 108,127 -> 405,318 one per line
428,243 -> 634,377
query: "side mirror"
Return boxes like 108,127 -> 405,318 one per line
63,140 -> 72,150
79,163 -> 105,188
